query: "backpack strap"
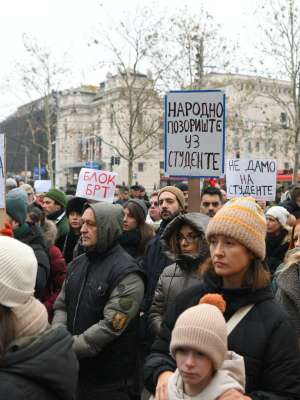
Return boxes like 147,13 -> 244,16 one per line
227,304 -> 254,335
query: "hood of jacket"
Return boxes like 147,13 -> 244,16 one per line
277,262 -> 300,309
16,223 -> 48,251
42,219 -> 58,248
161,213 -> 210,271
88,202 -> 123,253
168,351 -> 245,400
1,325 -> 78,400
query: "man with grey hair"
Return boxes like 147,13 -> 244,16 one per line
53,202 -> 145,399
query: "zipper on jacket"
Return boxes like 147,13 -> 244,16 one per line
72,264 -> 88,333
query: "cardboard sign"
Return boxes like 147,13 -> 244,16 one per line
0,134 -> 5,209
164,90 -> 226,178
76,168 -> 117,203
34,180 -> 52,193
226,159 -> 277,201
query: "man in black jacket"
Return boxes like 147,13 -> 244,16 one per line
53,202 -> 145,400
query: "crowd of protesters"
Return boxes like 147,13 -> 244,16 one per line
2,177 -> 300,399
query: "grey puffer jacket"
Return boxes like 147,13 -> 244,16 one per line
148,212 -> 209,337
276,262 -> 300,343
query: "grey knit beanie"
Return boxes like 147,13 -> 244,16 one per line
0,237 -> 38,307
124,199 -> 148,220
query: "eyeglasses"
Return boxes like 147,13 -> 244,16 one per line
177,234 -> 200,244
202,202 -> 221,207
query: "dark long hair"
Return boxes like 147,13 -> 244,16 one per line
124,202 -> 154,255
0,305 -> 16,358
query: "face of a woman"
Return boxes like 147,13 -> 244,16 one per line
266,215 -> 281,234
209,234 -> 252,287
123,207 -> 138,231
293,224 -> 300,248
178,224 -> 200,255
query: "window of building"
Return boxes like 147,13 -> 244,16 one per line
280,112 -> 288,129
110,104 -> 114,128
159,134 -> 164,150
160,161 -> 164,170
138,162 -> 144,172
247,141 -> 252,153
255,142 -> 260,152
285,143 -> 289,153
284,162 -> 290,170
137,112 -> 143,130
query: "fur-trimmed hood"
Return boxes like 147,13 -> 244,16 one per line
42,219 -> 58,248
161,212 -> 210,263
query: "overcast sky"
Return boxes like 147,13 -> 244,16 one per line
0,0 -> 261,119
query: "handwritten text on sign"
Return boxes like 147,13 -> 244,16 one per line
165,90 -> 226,177
226,159 -> 277,201
76,168 -> 117,203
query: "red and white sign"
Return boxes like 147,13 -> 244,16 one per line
76,168 -> 118,203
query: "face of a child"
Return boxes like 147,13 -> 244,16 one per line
176,348 -> 214,394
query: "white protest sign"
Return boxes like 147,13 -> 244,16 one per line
164,90 -> 226,178
0,134 -> 5,209
76,168 -> 117,203
34,180 -> 52,193
226,159 -> 277,201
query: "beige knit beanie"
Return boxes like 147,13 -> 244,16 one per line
206,197 -> 267,260
170,302 -> 227,370
158,186 -> 185,211
12,297 -> 49,338
0,236 -> 38,307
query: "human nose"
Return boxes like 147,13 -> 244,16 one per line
80,223 -> 87,233
212,241 -> 224,256
184,352 -> 195,367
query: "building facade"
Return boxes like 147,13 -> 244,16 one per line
1,72 -> 296,190
55,71 -> 163,191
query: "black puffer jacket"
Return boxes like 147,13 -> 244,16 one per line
0,326 -> 78,400
144,271 -> 300,399
148,213 -> 209,337
265,228 -> 290,275
14,223 -> 50,300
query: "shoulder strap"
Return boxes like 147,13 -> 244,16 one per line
227,304 -> 254,335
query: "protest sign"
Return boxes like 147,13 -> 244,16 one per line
34,180 -> 52,193
226,159 -> 277,201
76,168 -> 117,203
164,90 -> 226,178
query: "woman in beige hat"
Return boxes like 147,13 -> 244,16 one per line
144,197 -> 300,400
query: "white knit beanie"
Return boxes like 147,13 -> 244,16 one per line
265,206 -> 290,227
170,303 -> 227,370
0,236 -> 38,307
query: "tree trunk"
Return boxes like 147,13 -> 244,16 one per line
128,159 -> 133,186
293,149 -> 299,183
293,122 -> 300,184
